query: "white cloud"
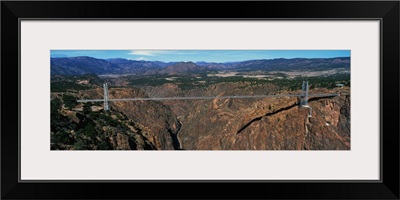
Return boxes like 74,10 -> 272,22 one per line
128,50 -> 197,56
128,50 -> 169,56
135,57 -> 149,61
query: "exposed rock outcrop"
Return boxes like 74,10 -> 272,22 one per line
163,85 -> 350,150
54,85 -> 350,150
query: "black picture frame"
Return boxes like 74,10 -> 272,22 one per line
1,1 -> 399,199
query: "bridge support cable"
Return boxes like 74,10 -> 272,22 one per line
76,93 -> 339,103
77,82 -> 339,118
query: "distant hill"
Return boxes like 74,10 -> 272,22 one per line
158,62 -> 208,75
51,56 -> 119,75
106,58 -> 172,74
51,56 -> 350,76
51,57 -> 169,76
230,57 -> 350,71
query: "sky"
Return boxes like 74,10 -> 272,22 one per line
51,50 -> 350,63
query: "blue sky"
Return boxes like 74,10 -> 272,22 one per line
51,50 -> 350,63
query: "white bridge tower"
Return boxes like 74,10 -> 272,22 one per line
103,83 -> 109,111
300,81 -> 312,117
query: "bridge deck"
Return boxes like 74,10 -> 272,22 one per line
77,93 -> 340,103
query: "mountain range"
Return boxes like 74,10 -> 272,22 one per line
51,56 -> 350,76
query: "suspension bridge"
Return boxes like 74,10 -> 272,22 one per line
77,81 -> 341,117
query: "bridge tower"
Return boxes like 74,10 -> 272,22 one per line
299,81 -> 312,117
300,81 -> 309,106
103,83 -> 109,111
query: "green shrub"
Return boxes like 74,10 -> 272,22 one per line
51,98 -> 62,114
62,94 -> 77,109
83,123 -> 97,138
83,102 -> 92,114
73,140 -> 87,150
97,140 -> 112,150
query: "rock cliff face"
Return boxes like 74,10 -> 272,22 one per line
69,85 -> 350,150
50,105 -> 158,150
82,88 -> 182,150
160,85 -> 350,150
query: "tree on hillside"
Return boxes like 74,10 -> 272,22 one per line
51,98 -> 62,116
62,94 -> 77,109
83,102 -> 92,114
